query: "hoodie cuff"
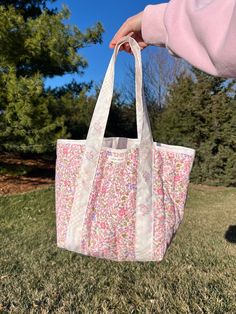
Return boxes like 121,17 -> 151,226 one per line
141,4 -> 168,47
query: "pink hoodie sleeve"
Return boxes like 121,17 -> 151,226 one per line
141,0 -> 236,78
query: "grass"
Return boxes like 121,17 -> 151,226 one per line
0,185 -> 236,313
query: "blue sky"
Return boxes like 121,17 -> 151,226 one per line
45,0 -> 167,89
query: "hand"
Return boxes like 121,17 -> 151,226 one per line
109,12 -> 149,53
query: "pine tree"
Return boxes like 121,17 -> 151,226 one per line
0,1 -> 103,154
154,69 -> 236,186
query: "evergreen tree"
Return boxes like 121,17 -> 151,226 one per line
154,69 -> 236,186
0,1 -> 103,154
0,0 -> 56,19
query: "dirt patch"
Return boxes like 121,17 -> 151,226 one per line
0,174 -> 54,195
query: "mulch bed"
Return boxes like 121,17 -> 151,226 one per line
0,174 -> 54,195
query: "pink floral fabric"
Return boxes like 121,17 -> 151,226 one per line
55,140 -> 194,262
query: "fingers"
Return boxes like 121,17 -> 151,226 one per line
109,13 -> 148,54
109,29 -> 134,49
110,40 -> 147,54
109,11 -> 144,53
121,42 -> 132,53
109,27 -> 135,54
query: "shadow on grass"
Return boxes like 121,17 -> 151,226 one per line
0,161 -> 55,178
225,225 -> 236,244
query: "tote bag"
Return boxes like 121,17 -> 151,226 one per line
55,36 -> 195,262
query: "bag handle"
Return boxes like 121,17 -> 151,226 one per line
86,35 -> 153,146
65,36 -> 154,259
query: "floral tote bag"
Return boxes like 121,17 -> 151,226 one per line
55,36 -> 195,262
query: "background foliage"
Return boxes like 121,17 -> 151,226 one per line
0,0 -> 236,186
0,0 -> 103,154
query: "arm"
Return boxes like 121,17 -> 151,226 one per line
141,0 -> 236,78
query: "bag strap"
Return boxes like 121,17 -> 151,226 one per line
87,35 -> 152,146
65,36 -> 153,260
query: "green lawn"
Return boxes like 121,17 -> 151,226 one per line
0,185 -> 236,313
